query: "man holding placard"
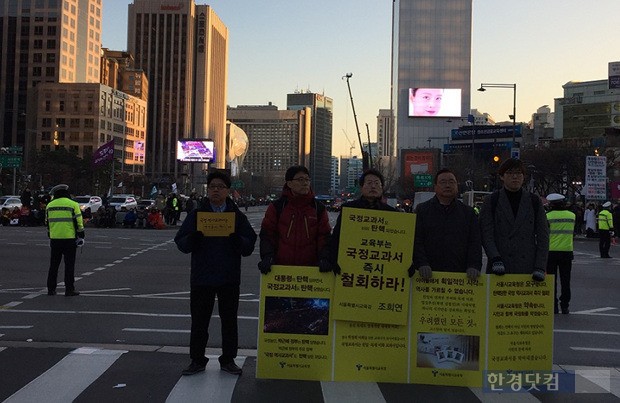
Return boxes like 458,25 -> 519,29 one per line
174,170 -> 257,376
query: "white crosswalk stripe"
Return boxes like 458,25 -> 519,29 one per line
4,347 -> 125,403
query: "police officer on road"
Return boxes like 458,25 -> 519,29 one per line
46,184 -> 85,296
546,193 -> 575,314
598,201 -> 614,258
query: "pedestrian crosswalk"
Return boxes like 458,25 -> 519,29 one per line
1,346 -> 618,402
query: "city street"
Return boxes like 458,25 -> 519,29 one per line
0,207 -> 619,401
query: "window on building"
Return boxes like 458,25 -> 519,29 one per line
70,118 -> 80,128
34,26 -> 43,35
45,66 -> 55,77
33,53 -> 43,62
46,39 -> 56,49
45,100 -> 51,111
55,118 -> 65,127
46,53 -> 55,63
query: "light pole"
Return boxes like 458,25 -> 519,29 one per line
478,83 -> 517,157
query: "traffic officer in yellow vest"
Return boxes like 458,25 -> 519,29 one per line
598,201 -> 614,259
46,184 -> 85,296
546,193 -> 576,314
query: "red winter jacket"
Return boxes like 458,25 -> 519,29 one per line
259,185 -> 331,266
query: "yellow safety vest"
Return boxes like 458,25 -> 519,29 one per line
546,209 -> 575,252
46,197 -> 84,239
598,209 -> 613,231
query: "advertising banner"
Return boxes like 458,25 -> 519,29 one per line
332,208 -> 415,325
256,265 -> 334,381
401,149 -> 437,178
409,272 -> 487,387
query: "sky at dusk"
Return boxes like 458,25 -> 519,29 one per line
102,0 -> 620,157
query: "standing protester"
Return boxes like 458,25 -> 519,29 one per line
598,201 -> 614,258
409,169 -> 482,280
258,165 -> 331,274
328,169 -> 396,274
175,170 -> 257,376
479,158 -> 549,280
546,193 -> 576,314
583,203 -> 597,238
45,184 -> 85,296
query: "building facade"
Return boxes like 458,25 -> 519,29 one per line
0,0 -> 102,149
339,156 -> 364,194
394,0 -> 472,169
29,82 -> 147,173
227,104 -> 310,194
377,109 -> 394,157
100,48 -> 149,102
127,0 -> 228,185
287,92 -> 333,195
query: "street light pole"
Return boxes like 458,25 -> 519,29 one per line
478,83 -> 518,155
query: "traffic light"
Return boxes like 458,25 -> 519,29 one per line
492,155 -> 500,163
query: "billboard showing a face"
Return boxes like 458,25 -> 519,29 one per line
408,88 -> 462,117
176,139 -> 215,162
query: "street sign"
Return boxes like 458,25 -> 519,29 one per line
231,180 -> 244,189
511,147 -> 520,159
0,154 -> 22,168
414,174 -> 433,188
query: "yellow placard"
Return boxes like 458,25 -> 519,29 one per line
486,274 -> 554,372
196,212 -> 235,236
333,320 -> 408,382
333,207 -> 415,325
409,272 -> 487,387
256,265 -> 335,381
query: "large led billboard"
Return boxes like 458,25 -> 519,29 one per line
176,139 -> 215,163
408,88 -> 462,118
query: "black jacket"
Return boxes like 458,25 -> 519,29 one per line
414,196 -> 482,272
175,198 -> 257,286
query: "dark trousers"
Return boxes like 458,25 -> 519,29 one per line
599,229 -> 611,257
189,283 -> 239,366
47,239 -> 77,292
546,251 -> 572,311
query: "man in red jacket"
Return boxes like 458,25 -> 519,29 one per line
258,165 -> 332,274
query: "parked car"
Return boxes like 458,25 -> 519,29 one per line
108,194 -> 138,211
0,195 -> 22,210
74,195 -> 103,213
137,199 -> 155,209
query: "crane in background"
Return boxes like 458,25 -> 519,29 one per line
343,73 -> 370,170
342,129 -> 356,157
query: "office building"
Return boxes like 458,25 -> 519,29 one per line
330,156 -> 339,196
29,82 -> 147,173
394,0 -> 472,170
0,0 -> 102,149
100,48 -> 148,102
339,156 -> 364,194
287,92 -> 333,195
128,0 -> 228,184
227,104 -> 311,194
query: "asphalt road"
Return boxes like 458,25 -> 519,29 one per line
0,207 -> 619,401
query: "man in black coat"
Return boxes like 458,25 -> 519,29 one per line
175,170 -> 257,376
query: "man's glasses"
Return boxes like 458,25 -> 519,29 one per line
291,178 -> 311,183
364,180 -> 382,187
207,184 -> 228,190
437,180 -> 457,185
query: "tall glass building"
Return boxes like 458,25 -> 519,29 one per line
394,0 -> 472,159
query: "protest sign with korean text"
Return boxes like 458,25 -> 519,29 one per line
257,265 -> 334,381
196,212 -> 235,236
409,272 -> 486,387
333,207 -> 415,325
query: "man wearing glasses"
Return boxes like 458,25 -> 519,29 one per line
409,169 -> 482,280
258,165 -> 332,274
479,158 -> 549,281
327,168 -> 397,274
174,170 -> 257,376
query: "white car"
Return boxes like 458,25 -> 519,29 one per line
74,195 -> 103,213
0,195 -> 22,210
108,194 -> 138,211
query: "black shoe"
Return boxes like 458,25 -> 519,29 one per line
47,290 -> 56,296
220,362 -> 242,375
65,290 -> 80,296
182,361 -> 206,376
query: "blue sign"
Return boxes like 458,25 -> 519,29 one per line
443,141 -> 513,154
451,125 -> 522,141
